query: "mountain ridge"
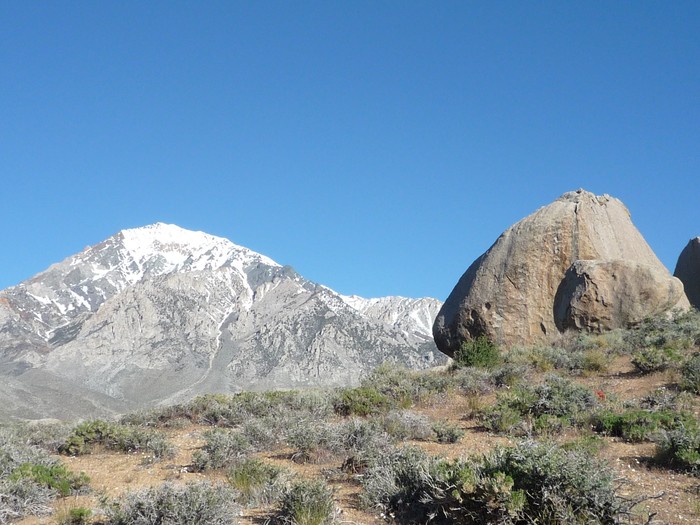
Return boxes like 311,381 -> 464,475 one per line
0,223 -> 445,420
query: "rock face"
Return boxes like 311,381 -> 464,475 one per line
674,238 -> 700,309
0,223 -> 445,420
554,260 -> 688,331
433,190 -> 689,355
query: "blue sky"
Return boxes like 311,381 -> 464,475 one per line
1,2 -> 698,300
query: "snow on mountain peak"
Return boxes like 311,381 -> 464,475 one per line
119,223 -> 280,275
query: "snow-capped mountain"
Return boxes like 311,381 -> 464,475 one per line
0,224 -> 444,419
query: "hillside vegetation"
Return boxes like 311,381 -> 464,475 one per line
3,310 -> 700,525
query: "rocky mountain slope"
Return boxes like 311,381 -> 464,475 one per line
0,223 -> 444,420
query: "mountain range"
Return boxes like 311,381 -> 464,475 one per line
0,223 -> 444,420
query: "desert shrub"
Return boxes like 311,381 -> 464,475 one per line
364,363 -> 451,407
287,418 -> 394,470
333,387 -> 391,416
482,375 -> 597,435
631,346 -> 682,373
121,390 -> 332,429
286,421 -> 337,464
452,336 -> 500,369
59,420 -> 173,459
625,309 -> 700,352
228,458 -> 289,506
359,446 -> 429,511
56,506 -> 92,525
0,477 -> 54,523
490,363 -> 529,388
681,353 -> 700,394
580,349 -> 610,373
9,463 -> 89,497
59,420 -> 117,455
275,479 -> 336,525
380,410 -> 434,441
239,416 -> 285,449
431,420 -> 464,443
592,409 -> 697,442
102,480 -> 239,525
655,426 -> 700,474
505,345 -> 568,373
1,422 -> 71,453
531,414 -> 566,436
0,434 -> 54,477
335,419 -> 393,472
505,344 -> 610,376
562,434 -> 605,455
639,387 -> 680,411
573,330 -> 628,354
191,429 -> 251,471
362,441 -> 628,524
232,390 -> 333,420
450,366 -> 494,394
0,428 -> 89,523
482,404 -> 525,434
529,375 -> 598,418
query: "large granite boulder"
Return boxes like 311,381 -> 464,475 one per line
433,189 -> 689,355
554,259 -> 688,331
674,237 -> 700,309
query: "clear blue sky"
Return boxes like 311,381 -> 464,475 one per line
1,2 -> 698,300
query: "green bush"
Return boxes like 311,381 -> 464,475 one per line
275,479 -> 335,525
102,481 -> 239,525
431,420 -> 464,443
580,349 -> 610,373
655,426 -> 700,474
0,427 -> 71,522
592,409 -> 697,442
56,506 -> 92,525
9,462 -> 89,497
681,353 -> 700,394
333,387 -> 391,416
481,375 -> 597,435
59,420 -> 173,459
362,441 -> 628,524
227,458 -> 289,506
482,405 -> 525,434
191,430 -> 251,471
453,336 -> 500,369
561,435 -> 605,456
631,346 -> 682,373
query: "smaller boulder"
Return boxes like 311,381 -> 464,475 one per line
554,259 -> 689,332
674,237 -> 700,309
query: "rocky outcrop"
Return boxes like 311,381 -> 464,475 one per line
674,237 -> 700,309
433,189 -> 689,355
554,259 -> 688,331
